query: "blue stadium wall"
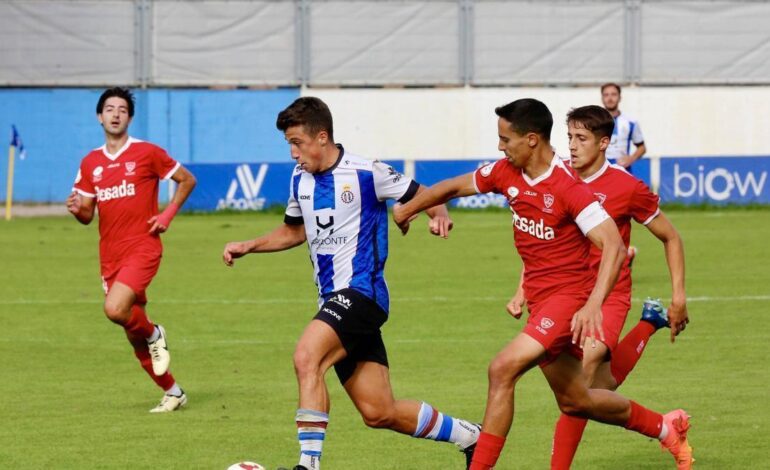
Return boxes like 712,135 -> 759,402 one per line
0,88 -> 300,202
2,88 -> 769,206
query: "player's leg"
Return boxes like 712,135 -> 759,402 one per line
551,295 -> 628,469
543,354 -> 693,468
341,350 -> 480,452
469,332 -> 543,470
114,257 -> 172,376
611,298 -> 669,385
550,342 -> 609,470
290,319 -> 347,470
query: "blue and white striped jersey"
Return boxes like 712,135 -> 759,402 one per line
606,112 -> 644,161
284,145 -> 418,314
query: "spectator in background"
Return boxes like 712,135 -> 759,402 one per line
601,83 -> 646,174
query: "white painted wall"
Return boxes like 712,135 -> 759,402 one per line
305,87 -> 770,160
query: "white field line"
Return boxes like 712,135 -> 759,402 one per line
1,295 -> 769,305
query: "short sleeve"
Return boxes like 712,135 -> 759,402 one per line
284,171 -> 304,225
473,159 -> 505,194
565,181 -> 610,235
372,161 -> 418,202
630,179 -> 660,225
631,121 -> 644,145
72,161 -> 96,198
151,145 -> 180,180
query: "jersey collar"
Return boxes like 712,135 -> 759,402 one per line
523,153 -> 566,186
581,159 -> 610,183
100,136 -> 139,161
316,144 -> 345,175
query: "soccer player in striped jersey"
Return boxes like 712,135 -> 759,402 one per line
506,105 -> 690,468
601,83 -> 646,173
222,97 -> 479,470
394,98 -> 693,470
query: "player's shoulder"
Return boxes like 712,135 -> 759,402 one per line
339,151 -> 377,172
618,111 -> 640,124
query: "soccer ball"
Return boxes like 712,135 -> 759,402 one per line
227,462 -> 265,470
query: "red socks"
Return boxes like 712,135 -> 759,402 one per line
124,305 -> 174,390
550,414 -> 589,470
610,321 -> 656,385
123,304 -> 155,339
470,432 -> 506,470
625,401 -> 663,438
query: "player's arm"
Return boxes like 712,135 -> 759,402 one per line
619,142 -> 647,168
571,218 -> 626,348
66,192 -> 96,225
393,173 -> 476,233
412,185 -> 454,238
645,211 -> 689,342
148,165 -> 197,234
223,223 -> 307,267
506,267 -> 526,319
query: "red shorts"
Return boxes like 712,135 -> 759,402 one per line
600,291 -> 631,351
523,292 -> 589,367
101,243 -> 162,304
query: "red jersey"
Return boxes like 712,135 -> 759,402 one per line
474,156 -> 610,303
72,137 -> 180,262
582,160 -> 660,295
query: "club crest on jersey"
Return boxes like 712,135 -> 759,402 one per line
92,166 -> 104,182
594,192 -> 607,204
340,184 -> 354,204
543,194 -> 555,213
507,186 -> 519,200
480,163 -> 495,177
125,162 -> 136,175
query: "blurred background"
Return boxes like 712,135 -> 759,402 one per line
1,0 -> 768,207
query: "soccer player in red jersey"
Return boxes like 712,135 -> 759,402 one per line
66,87 -> 197,413
505,105 -> 690,468
393,99 -> 693,469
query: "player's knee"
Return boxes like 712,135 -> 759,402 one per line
557,395 -> 590,417
359,406 -> 395,429
292,347 -> 321,379
487,355 -> 525,388
102,301 -> 129,324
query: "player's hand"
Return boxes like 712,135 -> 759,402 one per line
392,203 -> 418,235
667,297 -> 689,343
506,290 -> 526,319
223,241 -> 250,267
617,154 -> 633,168
570,302 -> 605,349
428,213 -> 453,239
66,191 -> 81,215
147,215 -> 168,234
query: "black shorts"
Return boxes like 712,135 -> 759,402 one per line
314,288 -> 389,385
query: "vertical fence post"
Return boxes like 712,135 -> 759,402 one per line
296,0 -> 311,87
459,0 -> 474,86
134,0 -> 152,88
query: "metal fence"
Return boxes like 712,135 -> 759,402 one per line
1,0 -> 769,87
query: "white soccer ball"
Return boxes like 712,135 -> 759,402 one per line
227,462 -> 265,470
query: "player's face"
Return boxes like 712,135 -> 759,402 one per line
284,125 -> 326,173
498,117 -> 533,168
601,87 -> 620,111
98,97 -> 131,137
568,121 -> 608,171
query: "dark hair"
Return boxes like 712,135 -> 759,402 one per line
494,98 -> 553,141
276,97 -> 334,141
96,87 -> 135,117
567,105 -> 615,140
601,82 -> 621,94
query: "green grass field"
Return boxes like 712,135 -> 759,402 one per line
1,208 -> 768,469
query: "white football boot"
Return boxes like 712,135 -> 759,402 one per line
147,324 -> 170,376
149,391 -> 187,413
